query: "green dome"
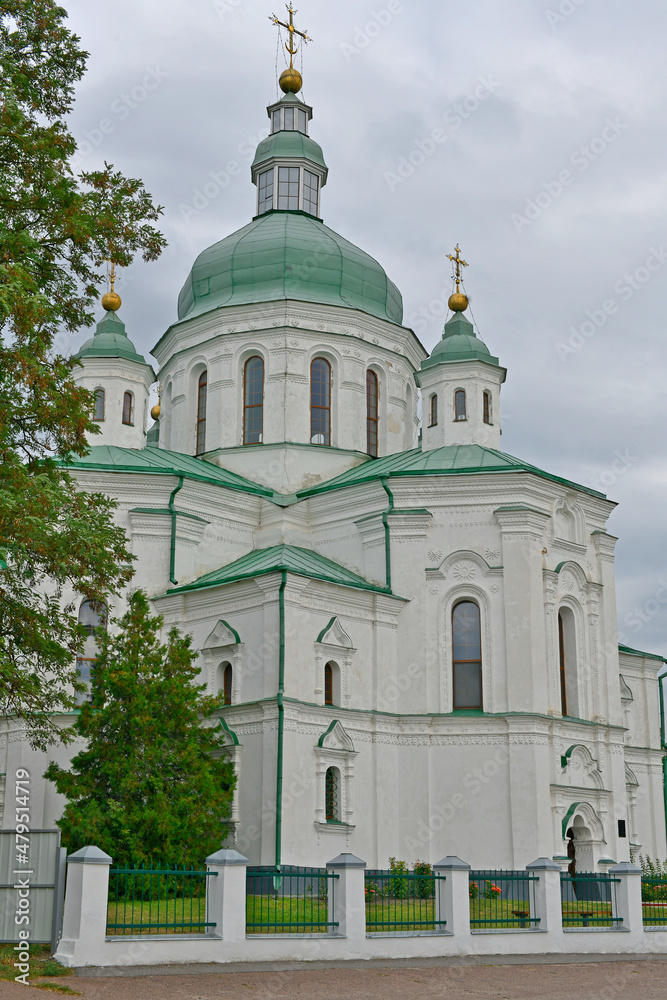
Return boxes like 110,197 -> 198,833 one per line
177,212 -> 404,325
421,311 -> 499,369
252,130 -> 327,174
75,310 -> 150,366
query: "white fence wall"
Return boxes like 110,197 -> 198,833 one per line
54,848 -> 667,968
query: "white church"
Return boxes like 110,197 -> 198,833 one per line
4,40 -> 666,873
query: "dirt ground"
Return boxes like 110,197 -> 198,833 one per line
1,957 -> 667,1000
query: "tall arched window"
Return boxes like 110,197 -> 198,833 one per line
558,608 -> 579,718
122,391 -> 133,425
454,389 -> 467,422
244,356 -> 264,445
483,391 -> 492,425
452,601 -> 482,710
93,388 -> 105,421
325,767 -> 340,822
223,663 -> 233,706
196,370 -> 207,455
77,599 -> 107,696
324,663 -> 333,705
310,358 -> 331,445
366,369 -> 378,457
429,394 -> 438,427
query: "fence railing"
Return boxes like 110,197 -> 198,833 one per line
107,865 -> 216,935
560,872 -> 622,928
246,866 -> 339,934
641,876 -> 667,927
469,870 -> 539,929
365,869 -> 446,934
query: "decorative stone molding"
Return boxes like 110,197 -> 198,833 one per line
199,619 -> 244,702
314,618 -> 356,707
314,721 -> 357,828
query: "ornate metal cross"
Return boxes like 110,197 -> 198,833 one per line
447,244 -> 469,293
271,4 -> 312,70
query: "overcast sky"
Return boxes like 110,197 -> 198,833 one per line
63,0 -> 667,657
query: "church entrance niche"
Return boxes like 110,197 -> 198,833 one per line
565,816 -> 601,910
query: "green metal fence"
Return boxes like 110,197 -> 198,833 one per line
641,876 -> 667,927
560,872 -> 621,928
107,865 -> 216,935
365,869 -> 446,934
469,870 -> 539,929
246,867 -> 339,934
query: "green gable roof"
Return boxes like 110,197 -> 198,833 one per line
63,445 -> 273,498
175,212 -> 404,325
618,644 -> 667,663
164,544 -> 391,597
296,445 -> 608,500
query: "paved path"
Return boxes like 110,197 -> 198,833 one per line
1,957 -> 666,999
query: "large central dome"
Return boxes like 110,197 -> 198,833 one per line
177,212 -> 404,326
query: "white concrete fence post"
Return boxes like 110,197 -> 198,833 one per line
54,846 -> 112,967
205,849 -> 249,942
526,858 -> 562,935
610,861 -> 643,933
326,853 -> 366,940
433,856 -> 471,939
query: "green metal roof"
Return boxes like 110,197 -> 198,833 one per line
75,310 -> 151,367
421,311 -> 499,369
176,212 -> 404,325
296,445 -> 608,500
63,445 -> 273,497
618,644 -> 667,663
252,130 -> 327,172
164,543 -> 391,596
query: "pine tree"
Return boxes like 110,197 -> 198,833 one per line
45,592 -> 235,866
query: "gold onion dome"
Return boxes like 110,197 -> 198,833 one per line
279,67 -> 302,93
150,403 -> 161,421
448,291 -> 469,312
101,290 -> 122,312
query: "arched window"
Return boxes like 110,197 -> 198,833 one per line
483,391 -> 492,425
366,369 -> 378,457
243,357 -> 264,445
324,663 -> 333,705
558,608 -> 579,718
325,767 -> 340,822
223,663 -> 233,706
122,391 -> 133,426
93,388 -> 105,422
77,599 -> 107,696
454,389 -> 467,422
196,370 -> 207,455
452,601 -> 482,710
310,358 -> 331,445
429,394 -> 438,427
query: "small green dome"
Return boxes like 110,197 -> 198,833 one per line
252,130 -> 327,174
177,212 -> 404,325
421,311 -> 500,369
75,311 -> 149,366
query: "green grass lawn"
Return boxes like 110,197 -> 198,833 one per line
469,899 -> 535,928
561,901 -> 617,927
366,897 -> 440,931
246,893 -> 332,933
106,895 -> 209,934
642,901 -> 667,926
0,944 -> 77,993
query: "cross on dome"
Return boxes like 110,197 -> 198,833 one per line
447,244 -> 470,313
271,4 -> 312,94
